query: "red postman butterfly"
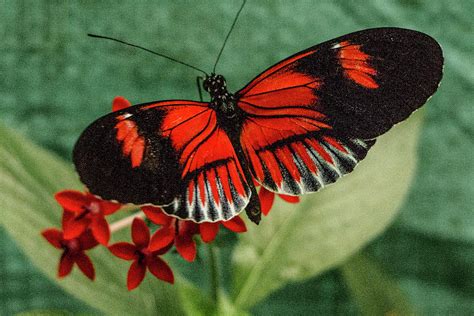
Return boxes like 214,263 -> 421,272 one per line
73,23 -> 443,224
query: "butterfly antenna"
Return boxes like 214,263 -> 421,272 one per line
212,0 -> 247,73
88,33 -> 208,76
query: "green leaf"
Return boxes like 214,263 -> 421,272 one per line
341,253 -> 415,316
0,123 -> 191,315
232,111 -> 424,309
177,279 -> 216,316
177,285 -> 249,316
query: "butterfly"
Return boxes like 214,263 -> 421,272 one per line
73,27 -> 443,225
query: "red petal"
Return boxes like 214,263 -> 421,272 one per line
55,190 -> 89,213
75,252 -> 95,280
149,227 -> 175,252
154,242 -> 174,255
78,230 -> 99,250
42,228 -> 63,249
63,216 -> 90,240
99,199 -> 122,216
61,210 -> 74,230
112,96 -> 132,112
131,217 -> 150,249
175,235 -> 196,262
221,216 -> 247,233
147,256 -> 174,284
109,242 -> 138,260
199,223 -> 219,243
259,187 -> 275,216
179,221 -> 199,236
127,260 -> 147,291
278,194 -> 300,203
58,253 -> 74,278
141,206 -> 172,226
90,216 -> 110,245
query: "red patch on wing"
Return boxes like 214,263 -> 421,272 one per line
114,118 -> 145,168
159,106 -> 240,177
306,138 -> 334,165
239,49 -> 317,96
208,168 -> 220,207
217,165 -> 233,203
187,181 -> 195,205
276,146 -> 301,182
112,96 -> 132,112
197,173 -> 207,206
291,141 -> 318,174
260,150 -> 283,188
337,41 -> 379,89
323,136 -> 348,153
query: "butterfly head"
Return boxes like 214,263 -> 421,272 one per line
203,74 -> 227,93
204,74 -> 237,118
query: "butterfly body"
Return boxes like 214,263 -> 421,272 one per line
204,74 -> 236,117
74,27 -> 443,224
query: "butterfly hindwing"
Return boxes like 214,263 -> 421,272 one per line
241,124 -> 375,195
237,27 -> 442,195
73,100 -> 250,222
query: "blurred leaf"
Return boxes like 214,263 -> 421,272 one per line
16,310 -> 73,316
341,253 -> 414,316
232,112 -> 424,309
177,279 -> 216,316
0,123 -> 192,315
178,284 -> 248,316
216,292 -> 250,316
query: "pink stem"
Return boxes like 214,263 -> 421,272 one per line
109,211 -> 145,233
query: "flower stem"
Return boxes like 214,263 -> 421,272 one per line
109,211 -> 145,233
208,243 -> 220,303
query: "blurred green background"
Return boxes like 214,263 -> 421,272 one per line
1,0 -> 473,315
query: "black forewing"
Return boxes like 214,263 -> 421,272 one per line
298,27 -> 443,138
73,103 -> 182,206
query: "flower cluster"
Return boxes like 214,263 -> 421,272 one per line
42,189 -> 249,290
41,96 -> 300,291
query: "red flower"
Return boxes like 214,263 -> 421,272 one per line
258,186 -> 300,216
142,206 -> 247,261
108,218 -> 174,291
199,216 -> 247,243
55,190 -> 121,245
42,228 -> 98,280
112,96 -> 132,112
143,207 -> 199,262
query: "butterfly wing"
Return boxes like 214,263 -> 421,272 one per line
237,27 -> 443,195
73,100 -> 250,222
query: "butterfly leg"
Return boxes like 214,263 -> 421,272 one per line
196,76 -> 204,102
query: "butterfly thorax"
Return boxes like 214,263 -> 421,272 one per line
203,74 -> 237,118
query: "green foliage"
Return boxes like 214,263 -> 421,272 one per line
341,254 -> 414,316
